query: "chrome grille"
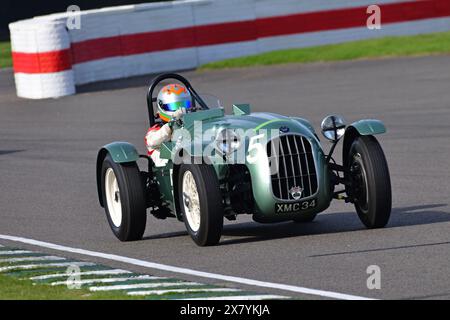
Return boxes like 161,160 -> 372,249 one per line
267,135 -> 318,200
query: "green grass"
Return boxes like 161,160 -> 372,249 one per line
0,246 -> 260,300
0,273 -> 242,300
0,41 -> 12,69
0,274 -> 144,300
2,31 -> 449,71
201,31 -> 450,69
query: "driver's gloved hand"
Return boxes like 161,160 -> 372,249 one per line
169,108 -> 186,128
172,107 -> 186,120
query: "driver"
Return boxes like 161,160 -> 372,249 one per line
145,83 -> 192,166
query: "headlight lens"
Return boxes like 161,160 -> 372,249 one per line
321,115 -> 346,142
215,129 -> 241,155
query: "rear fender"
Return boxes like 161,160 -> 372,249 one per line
96,142 -> 140,207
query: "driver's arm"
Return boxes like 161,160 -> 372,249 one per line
146,124 -> 172,150
145,108 -> 185,150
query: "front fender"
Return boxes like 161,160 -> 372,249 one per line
343,119 -> 386,167
96,142 -> 140,207
348,119 -> 386,136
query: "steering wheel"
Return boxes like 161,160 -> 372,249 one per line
146,73 -> 209,127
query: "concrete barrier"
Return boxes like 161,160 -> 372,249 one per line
9,0 -> 450,99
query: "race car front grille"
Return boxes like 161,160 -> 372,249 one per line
267,135 -> 318,200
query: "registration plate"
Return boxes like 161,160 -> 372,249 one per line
275,198 -> 317,213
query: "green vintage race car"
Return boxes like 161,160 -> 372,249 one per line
96,73 -> 391,246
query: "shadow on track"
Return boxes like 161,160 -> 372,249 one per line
142,231 -> 187,241
141,203 -> 449,245
0,149 -> 25,156
217,203 -> 449,246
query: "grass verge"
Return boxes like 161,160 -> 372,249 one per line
0,41 -> 12,69
201,31 -> 450,70
2,32 -> 449,71
0,274 -> 143,300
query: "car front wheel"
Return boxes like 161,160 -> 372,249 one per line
178,164 -> 224,246
347,135 -> 391,228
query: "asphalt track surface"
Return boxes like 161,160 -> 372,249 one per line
1,56 -> 449,300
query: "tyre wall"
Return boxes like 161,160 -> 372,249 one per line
9,0 -> 450,99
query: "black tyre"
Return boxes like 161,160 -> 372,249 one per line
292,213 -> 317,223
101,154 -> 146,241
178,163 -> 224,246
347,135 -> 391,228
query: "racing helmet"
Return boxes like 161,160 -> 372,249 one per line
156,84 -> 192,122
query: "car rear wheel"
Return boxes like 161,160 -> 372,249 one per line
101,154 -> 146,241
347,135 -> 391,228
178,164 -> 223,246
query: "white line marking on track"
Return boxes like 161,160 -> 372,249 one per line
0,255 -> 66,263
50,275 -> 163,286
31,269 -> 132,280
178,295 -> 288,300
0,234 -> 375,300
89,282 -> 203,292
128,288 -> 242,296
0,261 -> 95,272
0,250 -> 34,255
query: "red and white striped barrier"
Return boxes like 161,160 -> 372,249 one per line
9,19 -> 75,99
9,0 -> 450,99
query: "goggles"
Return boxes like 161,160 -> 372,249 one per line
161,100 -> 192,112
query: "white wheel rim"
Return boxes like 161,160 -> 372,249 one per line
182,171 -> 201,232
105,168 -> 122,228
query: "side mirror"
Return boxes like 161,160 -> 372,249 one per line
321,115 -> 346,142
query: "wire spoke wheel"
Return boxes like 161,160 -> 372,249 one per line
182,171 -> 201,232
178,163 -> 224,246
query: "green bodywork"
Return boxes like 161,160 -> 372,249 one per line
342,119 -> 387,169
348,119 -> 386,135
173,109 -> 330,221
100,142 -> 140,163
97,106 -> 386,222
96,142 -> 140,207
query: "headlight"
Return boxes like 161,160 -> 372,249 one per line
215,129 -> 241,156
321,115 -> 346,142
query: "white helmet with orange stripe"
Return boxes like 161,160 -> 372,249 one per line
156,84 -> 192,122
